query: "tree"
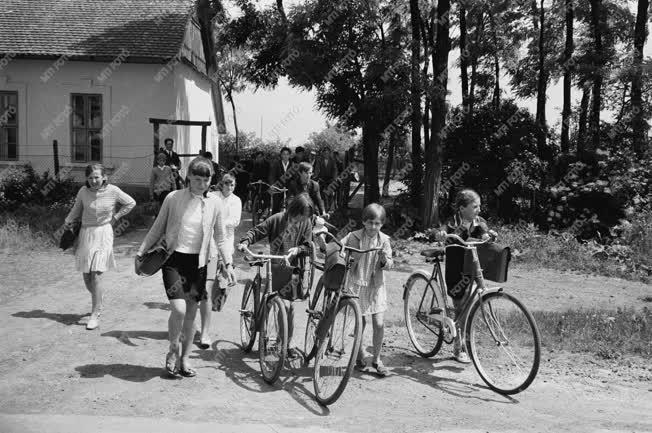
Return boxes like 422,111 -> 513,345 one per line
409,0 -> 424,207
631,0 -> 650,156
560,0 -> 573,154
213,48 -> 248,152
588,0 -> 605,154
422,0 -> 451,227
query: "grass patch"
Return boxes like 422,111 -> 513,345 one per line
0,202 -> 154,252
533,307 -> 651,359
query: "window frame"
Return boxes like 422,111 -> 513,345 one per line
0,90 -> 19,161
70,93 -> 103,163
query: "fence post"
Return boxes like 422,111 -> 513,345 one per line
53,140 -> 60,179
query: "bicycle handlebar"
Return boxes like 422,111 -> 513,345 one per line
316,230 -> 383,254
247,180 -> 288,193
445,233 -> 493,247
241,246 -> 290,262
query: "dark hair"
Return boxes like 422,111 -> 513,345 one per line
187,157 -> 213,178
286,193 -> 314,219
298,161 -> 313,174
204,151 -> 213,160
295,146 -> 305,153
454,188 -> 481,211
85,163 -> 108,188
280,147 -> 291,155
362,203 -> 386,224
164,138 -> 174,146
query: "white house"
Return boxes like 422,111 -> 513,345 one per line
0,0 -> 226,189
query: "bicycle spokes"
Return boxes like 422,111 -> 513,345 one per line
468,292 -> 540,395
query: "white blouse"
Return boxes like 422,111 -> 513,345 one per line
175,194 -> 204,254
214,191 -> 242,260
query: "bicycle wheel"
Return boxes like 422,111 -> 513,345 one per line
466,291 -> 541,395
239,279 -> 258,352
259,296 -> 288,384
313,297 -> 362,406
251,195 -> 260,227
403,273 -> 444,357
304,277 -> 325,362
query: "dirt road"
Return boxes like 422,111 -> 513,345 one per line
0,215 -> 651,433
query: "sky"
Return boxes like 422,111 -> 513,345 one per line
222,1 -> 652,145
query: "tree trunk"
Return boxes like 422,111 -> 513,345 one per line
229,95 -> 239,153
469,10 -> 484,117
362,122 -> 380,205
487,7 -> 500,110
589,0 -> 604,155
560,0 -> 574,155
535,0 -> 547,159
423,0 -> 450,228
382,131 -> 397,197
577,81 -> 591,160
459,3 -> 470,110
409,0 -> 424,208
631,0 -> 649,156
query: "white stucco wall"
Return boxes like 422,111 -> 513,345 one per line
0,57 -> 218,186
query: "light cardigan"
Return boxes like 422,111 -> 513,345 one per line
137,188 -> 230,268
65,184 -> 136,227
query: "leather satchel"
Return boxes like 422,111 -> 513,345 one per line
59,221 -> 81,251
135,243 -> 171,276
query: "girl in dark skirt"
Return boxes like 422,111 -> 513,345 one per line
137,157 -> 235,377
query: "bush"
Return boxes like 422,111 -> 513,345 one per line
0,163 -> 78,211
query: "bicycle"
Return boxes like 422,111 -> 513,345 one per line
238,246 -> 291,384
403,233 -> 541,395
303,231 -> 381,406
247,180 -> 288,227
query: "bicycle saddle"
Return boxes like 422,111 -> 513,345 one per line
420,247 -> 445,260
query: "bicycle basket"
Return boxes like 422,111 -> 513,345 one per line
476,243 -> 511,283
323,242 -> 346,290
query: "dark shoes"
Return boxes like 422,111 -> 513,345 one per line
287,347 -> 301,360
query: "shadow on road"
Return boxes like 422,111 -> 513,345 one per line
384,349 -> 518,404
143,302 -> 170,311
75,363 -> 164,382
12,310 -> 89,326
193,340 -> 329,416
101,330 -> 168,346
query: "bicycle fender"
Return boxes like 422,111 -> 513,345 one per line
477,287 -> 504,298
402,270 -> 432,301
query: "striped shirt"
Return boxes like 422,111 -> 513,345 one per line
65,184 -> 136,227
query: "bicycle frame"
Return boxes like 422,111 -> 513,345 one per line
405,244 -> 503,345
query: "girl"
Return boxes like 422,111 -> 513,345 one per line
436,188 -> 496,363
342,203 -> 394,377
150,152 -> 176,206
237,193 -> 314,359
137,157 -> 235,377
199,173 -> 242,348
64,163 -> 136,330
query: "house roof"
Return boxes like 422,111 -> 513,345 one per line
0,0 -> 196,62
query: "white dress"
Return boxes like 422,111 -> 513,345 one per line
350,233 -> 387,316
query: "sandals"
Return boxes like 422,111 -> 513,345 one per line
165,351 -> 179,376
180,358 -> 197,377
372,361 -> 389,377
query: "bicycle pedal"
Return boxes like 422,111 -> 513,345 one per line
239,309 -> 253,317
428,307 -> 444,315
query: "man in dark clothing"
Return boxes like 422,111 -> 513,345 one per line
203,151 -> 221,187
291,146 -> 307,165
289,162 -> 326,216
160,138 -> 183,189
269,146 -> 294,213
315,148 -> 339,211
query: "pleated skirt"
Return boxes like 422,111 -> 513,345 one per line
75,224 -> 116,273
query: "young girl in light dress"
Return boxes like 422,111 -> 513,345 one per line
64,163 -> 136,330
341,203 -> 394,377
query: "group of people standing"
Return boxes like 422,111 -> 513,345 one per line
65,147 -> 243,377
62,139 -> 490,380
